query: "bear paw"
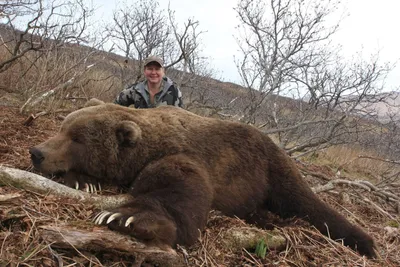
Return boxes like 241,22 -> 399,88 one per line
92,208 -> 177,246
77,182 -> 101,193
93,210 -> 134,227
63,172 -> 101,194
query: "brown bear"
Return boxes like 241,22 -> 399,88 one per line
29,100 -> 376,258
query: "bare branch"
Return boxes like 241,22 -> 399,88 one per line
40,225 -> 184,267
0,165 -> 133,210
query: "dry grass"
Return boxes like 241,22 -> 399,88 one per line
307,145 -> 400,183
0,45 -> 130,116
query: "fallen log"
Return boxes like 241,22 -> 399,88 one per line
0,165 -> 133,209
222,227 -> 286,252
39,224 -> 184,267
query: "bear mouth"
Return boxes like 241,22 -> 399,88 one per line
54,170 -> 67,177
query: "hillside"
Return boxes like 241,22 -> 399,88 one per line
1,102 -> 400,266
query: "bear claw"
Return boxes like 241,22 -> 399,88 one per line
65,173 -> 101,193
89,183 -> 96,193
93,211 -> 135,228
125,216 -> 135,227
84,183 -> 90,192
75,182 -> 100,193
93,211 -> 103,223
94,211 -> 112,224
106,213 -> 123,224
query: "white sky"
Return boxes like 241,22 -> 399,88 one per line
92,0 -> 400,90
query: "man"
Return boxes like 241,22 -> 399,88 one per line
114,56 -> 183,108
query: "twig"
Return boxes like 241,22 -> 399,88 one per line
358,193 -> 396,220
358,155 -> 400,165
23,109 -> 72,126
312,179 -> 371,193
300,169 -> 332,182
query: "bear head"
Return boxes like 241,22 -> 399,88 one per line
29,103 -> 143,184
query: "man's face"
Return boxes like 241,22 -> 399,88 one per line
144,63 -> 164,85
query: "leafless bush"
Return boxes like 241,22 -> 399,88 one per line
0,0 -> 113,112
104,0 -> 212,90
0,0 -> 93,73
233,0 -> 394,157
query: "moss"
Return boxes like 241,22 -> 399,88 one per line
387,220 -> 400,228
222,227 -> 286,252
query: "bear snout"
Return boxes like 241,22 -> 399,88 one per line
29,147 -> 44,166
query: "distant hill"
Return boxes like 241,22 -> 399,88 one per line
353,91 -> 400,123
368,91 -> 400,122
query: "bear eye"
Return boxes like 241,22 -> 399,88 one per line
71,136 -> 82,143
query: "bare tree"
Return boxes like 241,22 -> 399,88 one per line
234,0 -> 394,156
0,0 -> 116,112
0,0 -> 92,73
105,0 -> 207,87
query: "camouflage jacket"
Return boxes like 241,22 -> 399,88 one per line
114,77 -> 183,108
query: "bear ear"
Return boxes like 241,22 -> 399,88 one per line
84,98 -> 105,108
116,121 -> 142,146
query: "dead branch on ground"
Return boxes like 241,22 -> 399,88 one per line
39,225 -> 184,267
23,109 -> 72,126
312,178 -> 400,220
312,178 -> 400,203
0,165 -> 133,209
358,155 -> 400,165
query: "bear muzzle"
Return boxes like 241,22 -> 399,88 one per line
29,146 -> 68,176
29,147 -> 44,167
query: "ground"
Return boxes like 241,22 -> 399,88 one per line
1,105 -> 400,266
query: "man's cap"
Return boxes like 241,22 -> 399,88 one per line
144,56 -> 164,67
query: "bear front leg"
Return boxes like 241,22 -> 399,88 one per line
93,155 -> 213,248
63,171 -> 101,193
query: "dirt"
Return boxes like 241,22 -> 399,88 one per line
0,106 -> 60,170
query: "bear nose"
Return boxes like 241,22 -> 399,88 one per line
29,147 -> 44,165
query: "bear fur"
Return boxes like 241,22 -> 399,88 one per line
29,100 -> 376,258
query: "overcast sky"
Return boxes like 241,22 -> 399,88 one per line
93,0 -> 400,90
